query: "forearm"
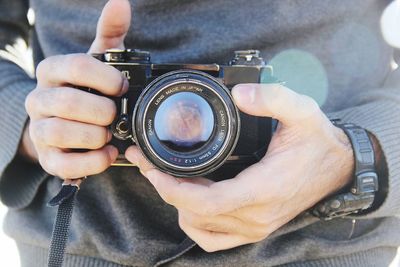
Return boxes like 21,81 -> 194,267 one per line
0,0 -> 49,209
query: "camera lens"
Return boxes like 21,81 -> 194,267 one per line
154,92 -> 215,153
133,70 -> 240,177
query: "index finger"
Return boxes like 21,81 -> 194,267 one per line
125,145 -> 262,216
36,53 -> 128,96
144,169 -> 261,216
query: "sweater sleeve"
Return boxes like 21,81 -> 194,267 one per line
327,55 -> 400,219
0,0 -> 49,209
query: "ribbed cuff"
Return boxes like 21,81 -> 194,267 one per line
279,246 -> 397,267
328,99 -> 400,218
17,243 -> 131,267
0,78 -> 48,209
16,242 -> 398,267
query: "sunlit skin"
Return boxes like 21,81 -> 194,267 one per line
22,0 -> 356,252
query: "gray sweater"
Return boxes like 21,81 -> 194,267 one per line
1,0 -> 400,266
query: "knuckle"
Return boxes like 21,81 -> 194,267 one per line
38,149 -> 78,178
299,95 -> 321,120
35,58 -> 51,82
253,215 -> 269,226
25,90 -> 39,116
39,156 -> 52,175
52,157 -> 73,178
268,83 -> 285,100
201,222 -> 221,232
39,153 -> 57,176
177,214 -> 222,253
35,62 -> 44,81
253,212 -> 273,227
160,189 -> 176,205
199,242 -> 219,253
265,84 -> 286,111
108,24 -> 129,38
302,94 -> 319,109
36,55 -> 62,83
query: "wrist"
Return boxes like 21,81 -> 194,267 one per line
312,123 -> 379,219
331,125 -> 355,192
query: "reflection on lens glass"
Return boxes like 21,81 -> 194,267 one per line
154,91 -> 214,152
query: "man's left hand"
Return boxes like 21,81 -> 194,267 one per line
125,83 -> 354,252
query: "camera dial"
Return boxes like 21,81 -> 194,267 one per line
229,50 -> 265,66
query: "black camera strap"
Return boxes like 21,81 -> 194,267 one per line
47,179 -> 83,267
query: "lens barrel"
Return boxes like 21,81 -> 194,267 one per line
133,70 -> 240,177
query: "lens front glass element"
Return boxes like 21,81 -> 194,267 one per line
154,92 -> 214,152
133,71 -> 240,177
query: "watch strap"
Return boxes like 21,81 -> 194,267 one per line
312,122 -> 379,220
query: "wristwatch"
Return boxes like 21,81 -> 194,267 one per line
311,121 -> 379,220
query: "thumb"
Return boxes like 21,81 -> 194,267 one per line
232,83 -> 322,126
88,0 -> 131,53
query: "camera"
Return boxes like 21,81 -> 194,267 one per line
89,49 -> 277,178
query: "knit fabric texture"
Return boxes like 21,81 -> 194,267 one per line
0,0 -> 399,266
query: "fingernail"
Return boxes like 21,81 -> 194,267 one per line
119,76 -> 129,96
232,84 -> 256,104
107,130 -> 113,142
105,145 -> 119,160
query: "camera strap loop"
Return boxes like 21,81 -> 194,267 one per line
47,179 -> 83,267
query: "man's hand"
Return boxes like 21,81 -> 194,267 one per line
23,0 -> 132,178
125,83 -> 355,252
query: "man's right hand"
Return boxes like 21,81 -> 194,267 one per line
23,0 -> 132,179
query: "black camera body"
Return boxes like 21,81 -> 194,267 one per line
91,49 -> 276,178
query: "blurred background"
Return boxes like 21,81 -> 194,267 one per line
1,1 -> 400,266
